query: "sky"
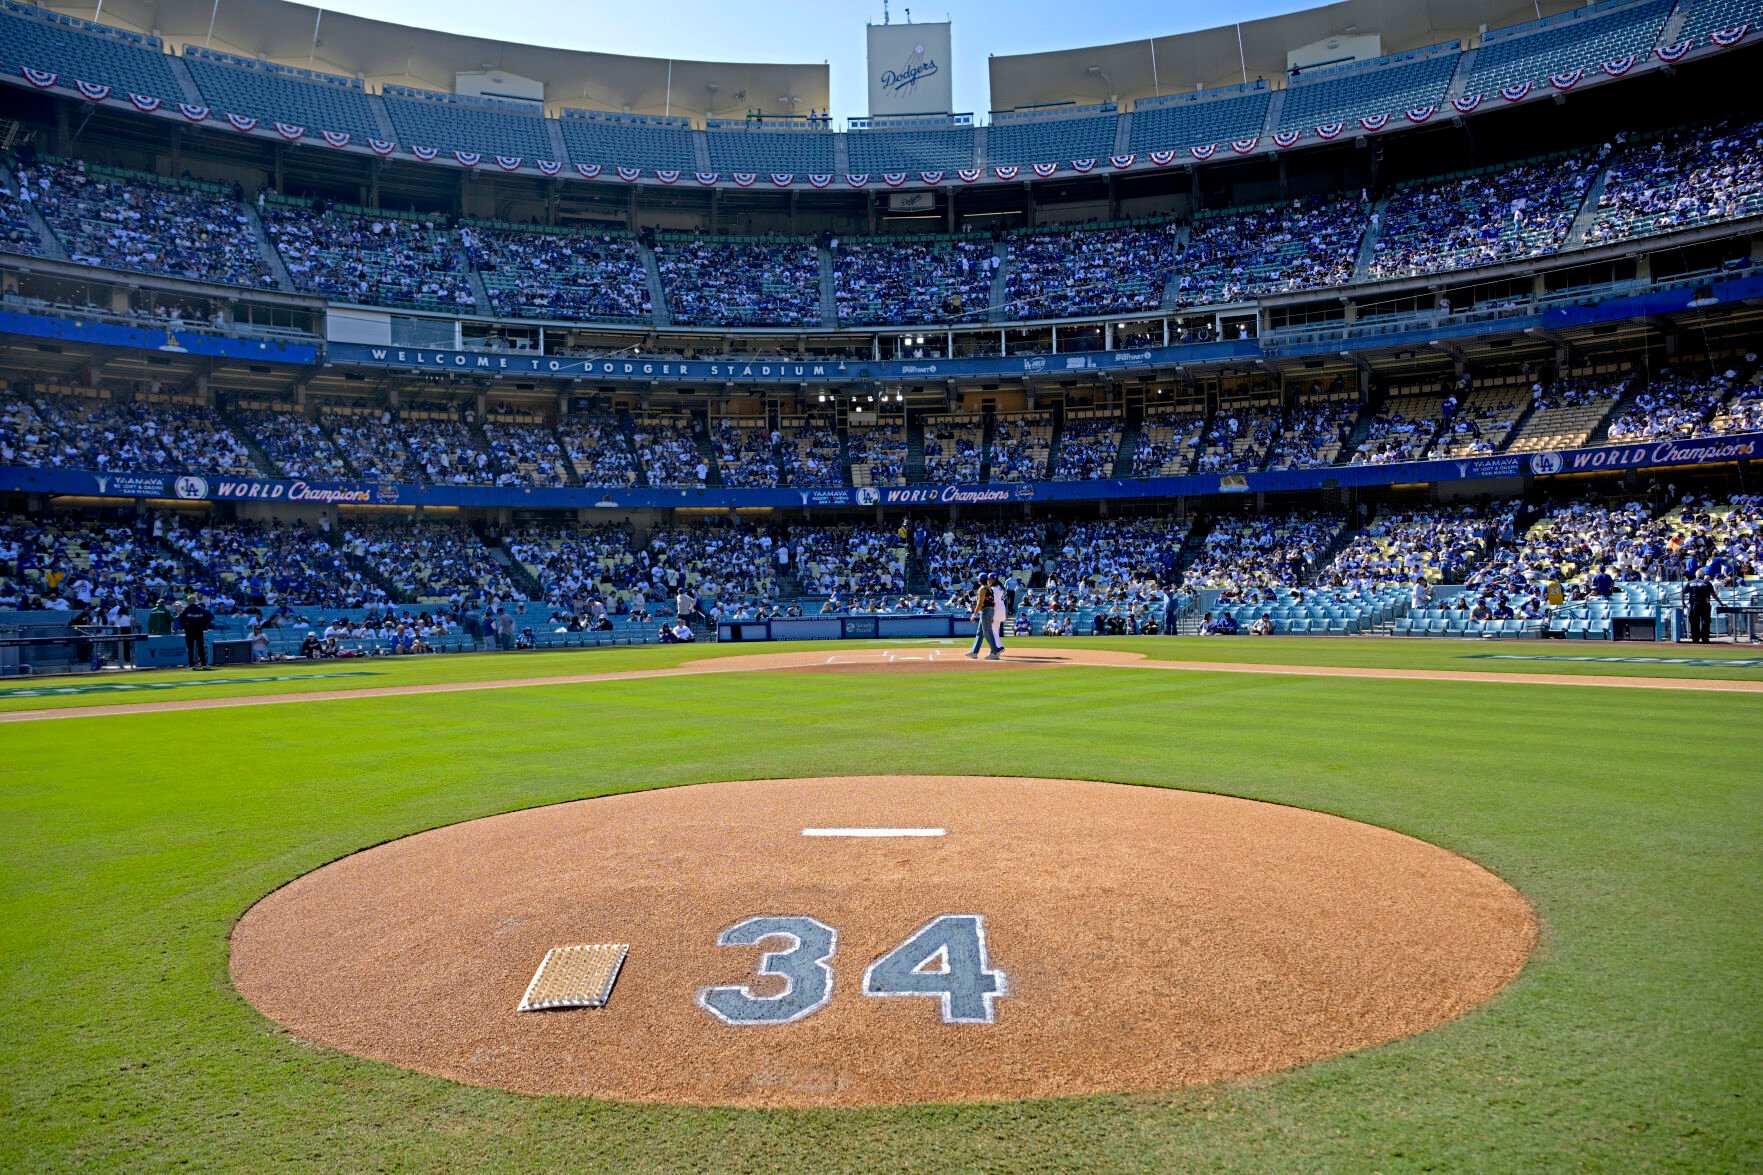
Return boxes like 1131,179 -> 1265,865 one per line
310,0 -> 1320,120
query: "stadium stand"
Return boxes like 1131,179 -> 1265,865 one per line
1278,45 -> 1459,133
1006,220 -> 1179,318
845,125 -> 977,172
1505,371 -> 1630,452
986,108 -> 1118,165
482,408 -> 572,487
557,416 -> 640,486
653,236 -> 821,327
705,123 -> 837,173
630,413 -> 705,487
0,510 -> 188,610
1177,195 -> 1366,305
1182,510 -> 1345,593
342,518 -> 521,603
182,48 -> 383,143
559,110 -> 698,172
1127,85 -> 1270,153
777,416 -> 845,487
1351,390 -> 1447,464
265,198 -> 475,310
833,234 -> 995,326
462,221 -> 651,322
1369,155 -> 1595,279
921,413 -> 984,482
986,412 -> 1051,481
712,417 -> 780,488
161,514 -> 389,609
382,86 -> 553,159
1051,410 -> 1123,480
847,417 -> 907,486
1463,0 -> 1676,94
1132,407 -> 1206,477
4,385 -> 259,475
234,401 -> 353,479
1584,120 -> 1763,245
1196,401 -> 1282,473
0,1 -> 185,104
1268,392 -> 1358,469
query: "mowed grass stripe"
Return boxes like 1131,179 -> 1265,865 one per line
1,667 -> 1759,1172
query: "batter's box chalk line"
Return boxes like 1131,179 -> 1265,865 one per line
518,943 -> 629,1011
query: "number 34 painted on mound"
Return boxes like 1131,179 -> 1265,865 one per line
697,914 -> 1007,1025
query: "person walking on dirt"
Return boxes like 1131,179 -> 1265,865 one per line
966,575 -> 1003,660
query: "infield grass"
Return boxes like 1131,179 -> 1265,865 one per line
2,646 -> 1759,1172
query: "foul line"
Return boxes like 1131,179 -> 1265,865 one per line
801,827 -> 946,838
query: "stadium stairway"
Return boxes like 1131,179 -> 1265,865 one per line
691,133 -> 713,173
316,415 -> 367,479
1258,89 -> 1287,139
548,421 -> 583,486
1656,2 -> 1689,51
1582,378 -> 1646,448
543,119 -> 569,167
1112,113 -> 1133,157
336,543 -> 405,602
642,243 -> 672,327
0,157 -> 67,261
1563,162 -> 1614,248
1443,49 -> 1479,103
1111,407 -> 1141,478
1159,224 -> 1192,310
491,538 -> 546,600
1045,405 -> 1066,480
1495,394 -> 1543,452
164,55 -> 206,106
465,413 -> 509,481
977,408 -> 997,482
1351,196 -> 1391,283
904,415 -> 927,483
459,247 -> 494,313
972,125 -> 990,170
218,398 -> 282,476
693,411 -> 724,487
818,243 -> 838,326
832,134 -> 849,175
837,422 -> 855,486
616,409 -> 654,486
987,241 -> 1011,323
241,203 -> 295,293
366,94 -> 398,143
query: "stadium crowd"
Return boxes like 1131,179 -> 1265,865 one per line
654,238 -> 821,326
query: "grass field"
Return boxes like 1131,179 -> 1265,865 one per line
3,638 -> 1760,1172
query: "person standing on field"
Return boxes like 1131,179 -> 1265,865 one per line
178,595 -> 213,670
966,575 -> 1002,660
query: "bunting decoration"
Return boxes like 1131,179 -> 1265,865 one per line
1189,143 -> 1218,160
1031,162 -> 1058,177
75,79 -> 112,102
807,174 -> 832,187
1145,151 -> 1174,167
21,67 -> 58,88
225,112 -> 259,132
128,93 -> 162,112
273,122 -> 305,140
918,170 -> 944,184
1315,122 -> 1345,139
770,173 -> 794,187
1451,93 -> 1483,113
1548,68 -> 1583,90
695,172 -> 721,185
535,159 -> 562,175
1230,138 -> 1259,154
882,172 -> 908,186
618,166 -> 643,182
1710,24 -> 1750,46
846,173 -> 871,187
731,172 -> 757,186
495,155 -> 523,171
1499,82 -> 1532,102
1072,158 -> 1098,171
368,138 -> 396,156
573,163 -> 601,178
1406,105 -> 1436,123
956,168 -> 982,183
1654,39 -> 1691,62
411,145 -> 439,160
993,165 -> 1020,180
1108,154 -> 1136,168
1272,130 -> 1301,148
322,130 -> 352,147
655,169 -> 681,184
454,151 -> 481,168
1358,113 -> 1389,131
1600,54 -> 1638,76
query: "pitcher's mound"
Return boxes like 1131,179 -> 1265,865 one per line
231,776 -> 1534,1107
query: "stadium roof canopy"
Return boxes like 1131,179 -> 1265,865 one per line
43,0 -> 830,121
988,0 -> 1586,112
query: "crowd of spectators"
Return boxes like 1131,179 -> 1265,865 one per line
1024,518 -> 1186,612
1711,380 -> 1763,434
556,416 -> 640,486
922,415 -> 984,483
1195,404 -> 1282,474
0,162 -> 44,256
1131,409 -> 1205,477
0,511 -> 184,610
265,205 -> 476,309
1052,414 -> 1122,480
1585,121 -> 1763,246
1368,159 -> 1590,279
321,410 -> 423,483
780,422 -> 845,488
1313,504 -> 1504,590
643,520 -> 780,604
924,520 -> 1046,596
1606,366 -> 1751,443
713,420 -> 781,488
18,159 -> 274,288
1181,511 -> 1343,594
1177,196 -> 1365,306
847,421 -> 907,486
462,224 -> 651,321
235,407 -> 352,479
833,236 -> 996,326
6,391 -> 260,476
1269,398 -> 1358,470
482,416 -> 573,487
160,515 -> 387,608
504,521 -> 637,607
1351,395 -> 1442,465
986,415 -> 1049,481
341,519 -> 520,603
1005,222 -> 1178,318
790,525 -> 909,598
655,238 -> 821,327
632,415 -> 707,486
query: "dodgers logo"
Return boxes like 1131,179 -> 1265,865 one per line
1529,452 -> 1563,475
855,487 -> 881,506
880,45 -> 939,95
1021,358 -> 1047,374
173,475 -> 209,500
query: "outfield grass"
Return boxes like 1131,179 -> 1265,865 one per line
3,651 -> 1760,1172
2,635 -> 1761,714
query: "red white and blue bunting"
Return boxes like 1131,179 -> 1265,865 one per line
1549,68 -> 1583,90
1146,151 -> 1175,167
1710,24 -> 1750,47
993,165 -> 1020,179
655,169 -> 680,184
129,93 -> 162,112
956,168 -> 982,183
494,155 -> 522,171
1230,138 -> 1259,154
274,122 -> 304,140
1499,82 -> 1532,102
1189,143 -> 1218,160
1655,39 -> 1692,62
919,170 -> 944,184
1406,105 -> 1436,123
535,159 -> 561,175
770,173 -> 794,186
1452,93 -> 1484,113
454,151 -> 480,168
179,102 -> 210,122
617,165 -> 642,182
1358,113 -> 1388,131
411,145 -> 439,161
1031,162 -> 1058,177
1272,130 -> 1301,148
21,67 -> 58,88
322,130 -> 352,147
807,174 -> 832,187
1601,54 -> 1638,77
75,79 -> 112,102
1109,154 -> 1136,169
225,112 -> 258,131
695,172 -> 720,185
574,163 -> 601,178
882,172 -> 908,186
368,138 -> 396,156
1072,158 -> 1098,172
731,172 -> 756,187
1316,122 -> 1345,140
847,173 -> 871,187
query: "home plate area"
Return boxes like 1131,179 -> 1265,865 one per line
229,775 -> 1535,1108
